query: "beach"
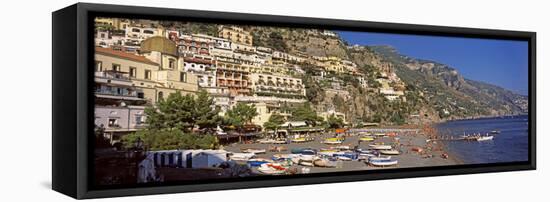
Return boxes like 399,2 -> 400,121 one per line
223,129 -> 460,175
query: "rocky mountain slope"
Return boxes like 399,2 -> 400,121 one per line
370,45 -> 528,118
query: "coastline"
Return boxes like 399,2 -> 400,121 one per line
221,128 -> 461,175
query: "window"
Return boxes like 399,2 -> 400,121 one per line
143,30 -> 154,34
132,28 -> 140,33
135,115 -> 144,125
180,72 -> 187,82
108,118 -> 118,127
112,64 -> 121,71
129,67 -> 137,78
144,70 -> 151,80
168,59 -> 175,69
95,61 -> 102,72
158,92 -> 164,101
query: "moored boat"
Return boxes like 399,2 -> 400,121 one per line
477,135 -> 494,141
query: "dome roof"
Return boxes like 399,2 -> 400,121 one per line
140,36 -> 178,56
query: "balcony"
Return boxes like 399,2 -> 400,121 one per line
94,71 -> 134,87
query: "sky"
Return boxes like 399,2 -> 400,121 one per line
337,31 -> 529,95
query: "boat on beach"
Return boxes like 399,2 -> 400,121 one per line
291,148 -> 317,155
379,150 -> 400,155
322,140 -> 343,145
359,136 -> 375,142
258,163 -> 287,174
322,137 -> 344,145
369,144 -> 392,150
229,152 -> 255,161
272,153 -> 296,160
368,159 -> 398,167
291,137 -> 314,143
368,156 -> 392,161
247,158 -> 273,167
313,158 -> 338,167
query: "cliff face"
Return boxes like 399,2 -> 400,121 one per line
370,45 -> 528,118
249,27 -> 349,58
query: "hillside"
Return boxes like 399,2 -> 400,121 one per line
370,45 -> 528,118
164,21 -> 527,124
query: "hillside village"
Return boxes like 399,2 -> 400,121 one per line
93,18 -> 527,144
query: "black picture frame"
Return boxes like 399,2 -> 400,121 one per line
52,3 -> 536,199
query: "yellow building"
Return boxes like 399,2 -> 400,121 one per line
215,59 -> 251,97
218,26 -> 253,46
140,36 -> 199,100
94,36 -> 199,104
324,56 -> 345,73
249,73 -> 305,98
251,102 -> 292,128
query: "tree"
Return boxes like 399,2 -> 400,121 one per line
326,114 -> 344,129
145,90 -> 220,132
225,103 -> 258,128
263,113 -> 286,131
146,91 -> 196,132
194,90 -> 221,131
290,103 -> 323,126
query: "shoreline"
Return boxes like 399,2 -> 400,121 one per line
221,129 -> 461,175
439,114 -> 528,123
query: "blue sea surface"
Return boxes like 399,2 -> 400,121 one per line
436,115 -> 529,164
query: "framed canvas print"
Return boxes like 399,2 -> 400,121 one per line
52,3 -> 536,199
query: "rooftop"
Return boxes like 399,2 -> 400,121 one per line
95,47 -> 158,65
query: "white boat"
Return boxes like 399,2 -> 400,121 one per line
257,163 -> 287,175
313,158 -> 338,167
272,153 -> 296,160
477,135 -> 494,141
368,156 -> 392,161
242,148 -> 266,154
335,145 -> 351,150
380,150 -> 400,155
337,156 -> 352,161
322,140 -> 343,145
369,144 -> 392,150
229,152 -> 255,161
291,154 -> 315,165
369,159 -> 398,167
318,151 -> 340,156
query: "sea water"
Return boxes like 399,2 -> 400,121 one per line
436,115 -> 529,164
